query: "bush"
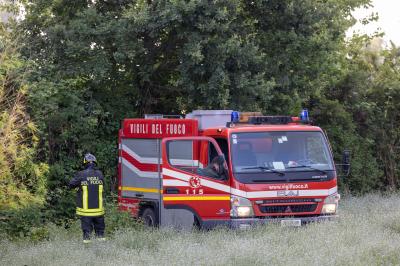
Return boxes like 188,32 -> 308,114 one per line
0,196 -> 142,241
0,205 -> 46,240
27,226 -> 50,243
104,199 -> 143,234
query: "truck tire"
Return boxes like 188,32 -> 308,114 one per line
142,207 -> 157,227
193,216 -> 202,230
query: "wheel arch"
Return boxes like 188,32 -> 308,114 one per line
138,200 -> 160,225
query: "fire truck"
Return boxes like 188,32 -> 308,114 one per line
118,110 -> 349,229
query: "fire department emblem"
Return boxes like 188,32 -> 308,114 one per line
189,176 -> 201,188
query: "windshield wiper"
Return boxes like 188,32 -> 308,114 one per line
241,166 -> 285,176
287,165 -> 327,175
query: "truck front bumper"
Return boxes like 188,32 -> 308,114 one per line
202,215 -> 338,229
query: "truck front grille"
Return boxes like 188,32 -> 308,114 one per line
259,204 -> 317,214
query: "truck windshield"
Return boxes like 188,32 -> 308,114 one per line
230,131 -> 334,182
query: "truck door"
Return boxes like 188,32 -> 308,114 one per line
161,136 -> 231,226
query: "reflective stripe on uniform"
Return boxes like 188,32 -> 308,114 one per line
77,184 -> 104,217
77,210 -> 105,216
76,207 -> 104,213
82,185 -> 88,210
99,184 -> 103,210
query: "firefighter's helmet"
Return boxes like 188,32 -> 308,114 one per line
84,153 -> 97,164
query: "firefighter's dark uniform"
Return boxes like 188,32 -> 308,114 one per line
69,163 -> 105,241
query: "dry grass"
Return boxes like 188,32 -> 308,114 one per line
2,193 -> 400,266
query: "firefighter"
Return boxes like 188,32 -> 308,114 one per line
69,153 -> 106,243
198,155 -> 228,180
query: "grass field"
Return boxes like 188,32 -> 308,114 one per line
2,194 -> 400,266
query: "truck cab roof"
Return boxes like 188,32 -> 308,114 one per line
202,124 -> 323,137
186,109 -> 319,136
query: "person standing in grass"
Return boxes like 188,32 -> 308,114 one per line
69,153 -> 106,243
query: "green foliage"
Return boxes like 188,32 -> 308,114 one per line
311,97 -> 382,194
18,0 -> 375,190
105,200 -> 144,233
242,0 -> 364,113
325,37 -> 400,192
3,0 -> 400,238
0,22 -> 48,210
357,44 -> 400,190
0,198 -> 142,240
0,205 -> 45,240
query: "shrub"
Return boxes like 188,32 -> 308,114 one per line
105,200 -> 143,234
0,205 -> 45,240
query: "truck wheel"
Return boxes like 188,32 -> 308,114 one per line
142,208 -> 157,227
193,216 -> 202,230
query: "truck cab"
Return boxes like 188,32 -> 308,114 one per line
119,110 -> 341,228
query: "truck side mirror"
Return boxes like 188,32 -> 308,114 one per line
341,150 -> 351,176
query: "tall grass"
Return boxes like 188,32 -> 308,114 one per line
2,194 -> 400,265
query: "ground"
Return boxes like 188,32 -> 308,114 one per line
1,194 -> 400,265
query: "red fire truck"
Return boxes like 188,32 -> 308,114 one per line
118,110 -> 348,229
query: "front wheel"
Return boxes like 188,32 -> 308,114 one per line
142,208 -> 157,227
193,216 -> 202,230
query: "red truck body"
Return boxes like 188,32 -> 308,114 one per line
118,111 -> 339,228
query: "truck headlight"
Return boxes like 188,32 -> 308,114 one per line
231,196 -> 254,217
321,193 -> 340,214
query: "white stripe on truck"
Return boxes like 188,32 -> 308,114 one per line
121,144 -> 199,166
121,158 -> 159,178
162,168 -> 337,199
163,179 -> 188,186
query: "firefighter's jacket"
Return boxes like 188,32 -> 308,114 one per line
69,164 -> 105,217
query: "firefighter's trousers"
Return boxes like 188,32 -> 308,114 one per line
80,216 -> 105,240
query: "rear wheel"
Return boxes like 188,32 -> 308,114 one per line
142,208 -> 157,227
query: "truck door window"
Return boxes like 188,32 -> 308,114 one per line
166,140 -> 228,180
167,140 -> 197,173
209,138 -> 230,167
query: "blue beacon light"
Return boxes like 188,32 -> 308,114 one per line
300,109 -> 309,122
231,111 -> 240,123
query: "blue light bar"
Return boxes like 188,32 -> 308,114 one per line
231,111 -> 240,123
300,109 -> 309,122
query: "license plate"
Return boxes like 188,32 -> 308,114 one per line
281,219 -> 301,227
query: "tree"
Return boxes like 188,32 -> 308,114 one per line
242,0 -> 371,114
361,43 -> 400,189
15,0 -> 390,220
0,22 -> 48,210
